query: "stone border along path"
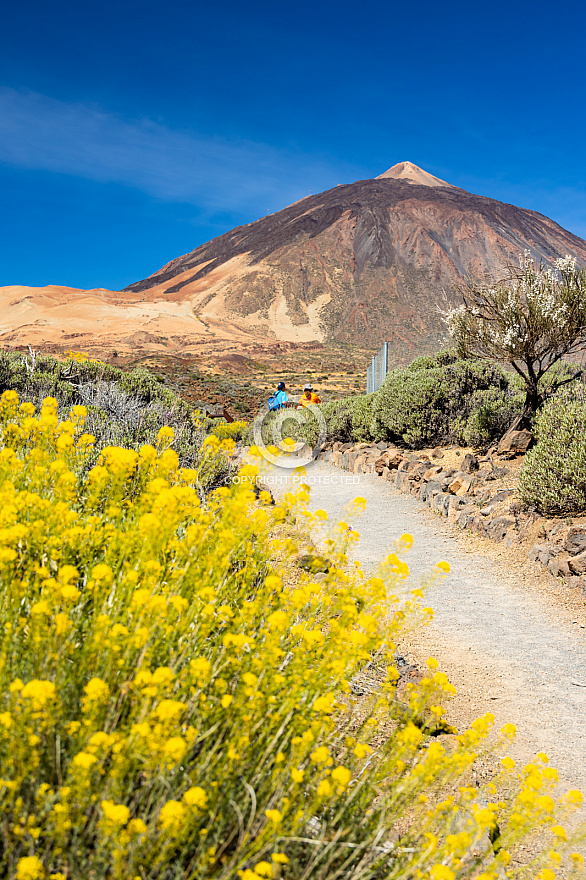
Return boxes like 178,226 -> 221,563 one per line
317,441 -> 586,589
265,460 -> 586,814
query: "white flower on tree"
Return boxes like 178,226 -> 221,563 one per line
445,252 -> 586,427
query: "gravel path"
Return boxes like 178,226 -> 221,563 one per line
267,462 -> 586,798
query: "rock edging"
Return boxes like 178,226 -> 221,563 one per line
315,441 -> 586,593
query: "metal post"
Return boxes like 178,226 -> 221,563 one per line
367,342 -> 390,393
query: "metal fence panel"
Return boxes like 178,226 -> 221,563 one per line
367,342 -> 389,394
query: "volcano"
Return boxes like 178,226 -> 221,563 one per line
124,162 -> 586,361
3,163 -> 586,364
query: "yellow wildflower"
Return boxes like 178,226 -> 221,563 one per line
152,666 -> 174,685
72,752 -> 98,770
164,737 -> 188,763
133,626 -> 149,647
83,678 -> 109,702
267,609 -> 288,630
131,589 -> 151,608
183,786 -> 207,808
54,613 -> 70,635
21,679 -> 56,709
170,595 -> 188,614
89,732 -> 114,751
16,856 -> 45,880
60,584 -> 80,601
190,657 -> 211,679
31,600 -> 51,616
157,426 -> 175,445
331,766 -> 351,788
58,565 -> 79,583
536,796 -> 555,813
271,854 -> 289,864
92,563 -> 113,583
159,799 -> 186,830
430,867 -> 455,880
155,700 -> 185,722
310,746 -> 329,764
101,801 -> 130,827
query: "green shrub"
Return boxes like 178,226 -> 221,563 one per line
372,352 -> 515,448
316,400 -> 352,444
519,386 -> 586,514
347,394 -> 375,441
246,395 -> 375,450
457,385 -> 525,448
0,351 -> 185,414
313,394 -> 375,445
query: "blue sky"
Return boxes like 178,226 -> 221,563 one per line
1,0 -> 586,290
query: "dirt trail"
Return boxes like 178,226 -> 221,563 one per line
267,462 -> 586,801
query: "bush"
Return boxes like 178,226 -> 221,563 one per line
372,352 -> 516,448
209,419 -> 248,442
315,394 -> 375,444
0,390 -> 581,879
0,350 -> 230,488
245,394 -> 376,452
0,351 -> 183,412
346,394 -> 375,442
457,385 -> 525,448
446,253 -> 586,423
519,385 -> 586,514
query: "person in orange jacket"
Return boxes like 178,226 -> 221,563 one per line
297,383 -> 321,408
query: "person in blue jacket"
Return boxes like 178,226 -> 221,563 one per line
268,381 -> 291,410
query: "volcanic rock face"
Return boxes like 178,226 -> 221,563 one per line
125,163 -> 586,362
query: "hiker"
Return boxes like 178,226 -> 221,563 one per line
267,381 -> 291,411
297,383 -> 321,409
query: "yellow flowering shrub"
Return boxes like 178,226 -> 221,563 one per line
0,389 -> 583,879
210,420 -> 248,442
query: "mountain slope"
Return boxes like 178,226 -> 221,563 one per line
126,164 -> 586,360
2,164 -> 586,366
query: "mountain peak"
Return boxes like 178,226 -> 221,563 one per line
377,161 -> 455,189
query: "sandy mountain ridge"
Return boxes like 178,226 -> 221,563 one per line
2,162 -> 586,365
